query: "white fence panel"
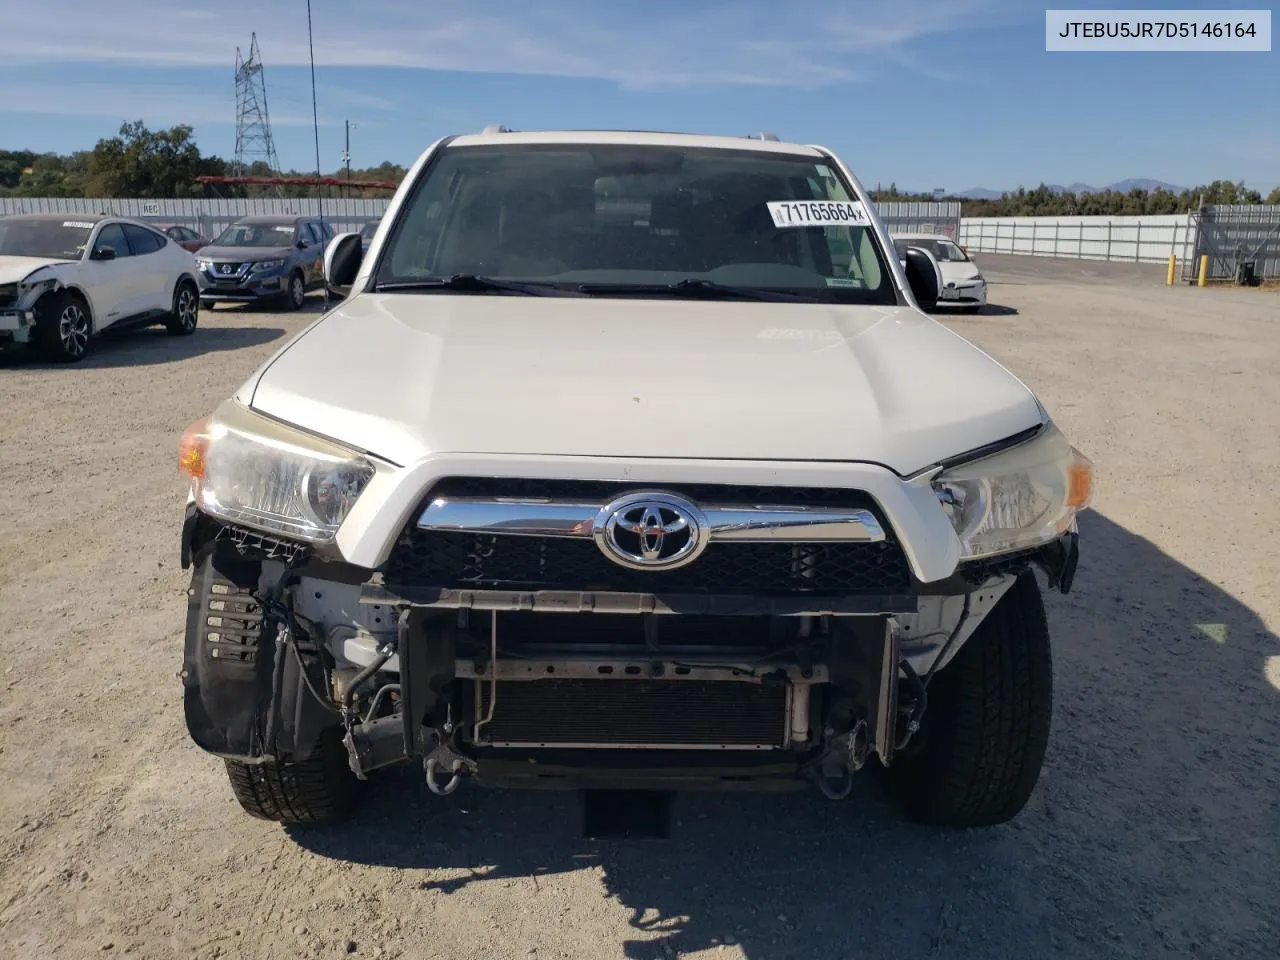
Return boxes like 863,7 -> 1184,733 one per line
958,215 -> 1196,265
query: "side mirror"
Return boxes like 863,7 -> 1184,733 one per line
296,238 -> 309,249
90,247 -> 116,261
324,232 -> 363,299
903,246 -> 942,312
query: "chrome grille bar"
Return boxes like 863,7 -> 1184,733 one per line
416,496 -> 886,544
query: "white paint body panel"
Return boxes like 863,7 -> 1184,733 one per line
0,256 -> 75,283
245,295 -> 1041,473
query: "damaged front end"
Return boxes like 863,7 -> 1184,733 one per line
0,274 -> 57,348
179,486 -> 1080,801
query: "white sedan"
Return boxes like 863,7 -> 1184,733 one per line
893,232 -> 987,313
0,214 -> 201,362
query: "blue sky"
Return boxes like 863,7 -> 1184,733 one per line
0,0 -> 1275,191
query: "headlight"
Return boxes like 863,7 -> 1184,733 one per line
196,259 -> 212,270
932,421 -> 1093,560
252,259 -> 285,272
179,400 -> 374,544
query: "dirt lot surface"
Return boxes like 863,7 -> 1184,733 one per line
1,261 -> 1277,960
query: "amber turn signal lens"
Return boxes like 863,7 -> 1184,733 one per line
1066,451 -> 1094,510
179,417 -> 212,479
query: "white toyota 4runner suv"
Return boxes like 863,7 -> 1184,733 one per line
177,129 -> 1093,829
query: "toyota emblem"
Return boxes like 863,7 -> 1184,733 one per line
592,492 -> 710,570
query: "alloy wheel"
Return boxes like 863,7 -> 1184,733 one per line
59,304 -> 90,357
177,287 -> 198,330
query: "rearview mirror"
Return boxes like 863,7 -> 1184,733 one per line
324,232 -> 363,300
903,246 -> 942,312
90,247 -> 116,261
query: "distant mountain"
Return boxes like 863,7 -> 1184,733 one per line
1106,178 -> 1187,193
952,187 -> 1004,200
950,178 -> 1187,199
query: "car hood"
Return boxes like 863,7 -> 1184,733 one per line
940,260 -> 983,282
199,245 -> 294,261
244,293 -> 1042,475
0,256 -> 74,284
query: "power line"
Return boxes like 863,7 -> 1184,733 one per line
306,0 -> 324,225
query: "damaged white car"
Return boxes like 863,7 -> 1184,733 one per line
177,129 -> 1093,830
0,214 -> 200,362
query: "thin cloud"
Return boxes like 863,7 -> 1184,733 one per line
0,0 -> 991,88
0,82 -> 337,129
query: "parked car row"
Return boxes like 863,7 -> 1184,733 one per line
0,214 -> 201,362
0,213 -> 368,362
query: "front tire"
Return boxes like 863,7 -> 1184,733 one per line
35,290 -> 92,363
284,270 -> 307,311
882,571 -> 1053,827
165,280 -> 200,336
224,733 -> 363,825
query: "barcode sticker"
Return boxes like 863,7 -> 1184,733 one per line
767,200 -> 869,228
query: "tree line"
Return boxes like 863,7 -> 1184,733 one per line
0,122 -> 407,200
872,181 -> 1278,216
3,121 -> 1277,212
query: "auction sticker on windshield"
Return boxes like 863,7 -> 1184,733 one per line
62,221 -> 96,229
767,200 -> 869,228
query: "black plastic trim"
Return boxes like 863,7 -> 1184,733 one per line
934,422 -> 1045,472
359,582 -> 916,616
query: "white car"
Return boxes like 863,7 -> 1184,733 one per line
0,213 -> 201,362
893,232 -> 987,312
176,128 -> 1093,831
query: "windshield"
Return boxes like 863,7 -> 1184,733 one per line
0,218 -> 93,260
374,143 -> 897,303
894,237 -> 968,262
212,222 -> 296,247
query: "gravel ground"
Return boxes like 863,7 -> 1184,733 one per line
1,263 -> 1277,960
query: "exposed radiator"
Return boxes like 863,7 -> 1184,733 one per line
473,679 -> 789,750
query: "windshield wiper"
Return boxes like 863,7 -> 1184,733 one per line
576,278 -> 820,303
374,274 -> 587,297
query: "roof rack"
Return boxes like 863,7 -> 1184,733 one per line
481,124 -> 512,134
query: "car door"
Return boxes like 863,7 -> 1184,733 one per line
299,222 -> 324,286
122,224 -> 173,313
82,222 -> 138,329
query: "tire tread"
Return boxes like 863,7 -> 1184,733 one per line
884,572 -> 1053,827
223,737 -> 361,825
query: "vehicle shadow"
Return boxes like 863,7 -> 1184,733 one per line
205,293 -> 330,315
0,325 -> 286,370
289,509 -> 1279,959
931,304 -> 1019,318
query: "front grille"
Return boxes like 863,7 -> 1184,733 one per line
475,679 -> 787,748
384,478 -> 912,597
214,262 -> 244,275
386,531 -> 910,596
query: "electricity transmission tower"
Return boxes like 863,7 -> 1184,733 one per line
232,33 -> 281,179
